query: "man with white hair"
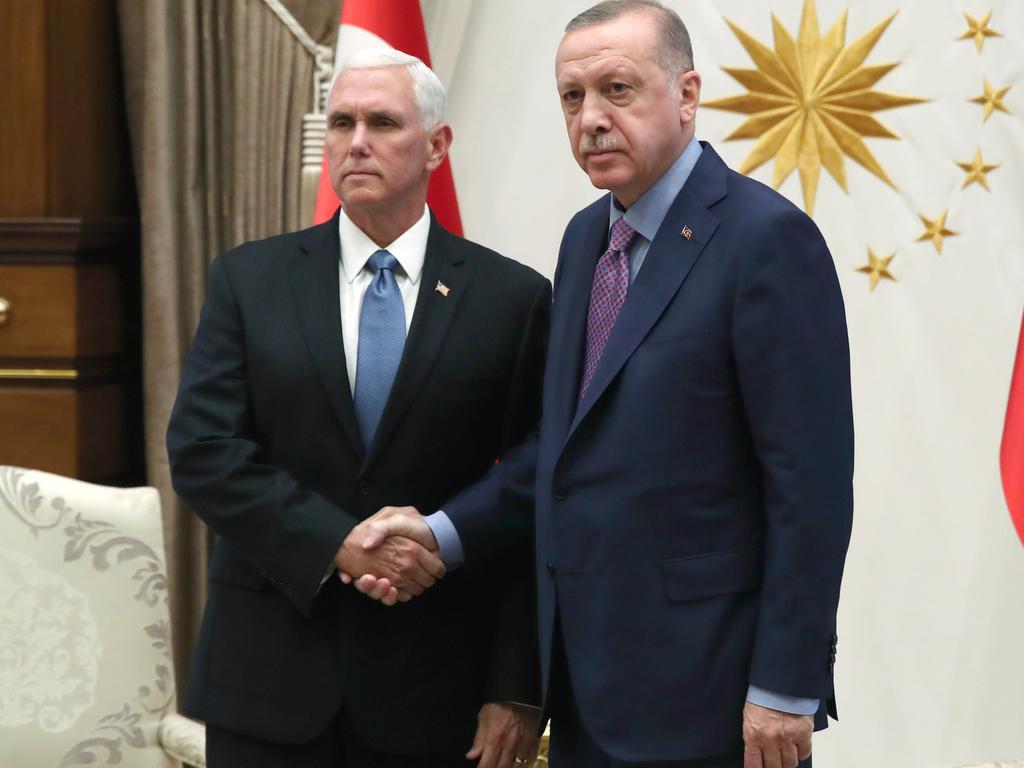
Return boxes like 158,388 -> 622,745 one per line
167,49 -> 549,767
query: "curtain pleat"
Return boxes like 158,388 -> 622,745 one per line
116,0 -> 340,695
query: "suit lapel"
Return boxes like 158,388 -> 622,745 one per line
361,219 -> 468,473
567,145 -> 728,441
289,211 -> 364,457
548,200 -> 609,445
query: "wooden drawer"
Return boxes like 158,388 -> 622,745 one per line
0,263 -> 123,358
0,383 -> 125,480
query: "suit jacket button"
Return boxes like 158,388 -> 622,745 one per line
357,483 -> 368,496
553,489 -> 567,500
546,562 -> 556,576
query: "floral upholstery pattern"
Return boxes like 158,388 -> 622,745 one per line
0,466 -> 203,767
0,545 -> 101,733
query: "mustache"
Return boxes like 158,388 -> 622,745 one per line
578,134 -> 622,155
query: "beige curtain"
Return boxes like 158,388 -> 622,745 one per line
116,0 -> 340,694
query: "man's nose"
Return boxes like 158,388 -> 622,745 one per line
348,122 -> 370,154
579,94 -> 611,135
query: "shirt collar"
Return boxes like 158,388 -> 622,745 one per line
338,205 -> 430,285
609,136 -> 703,241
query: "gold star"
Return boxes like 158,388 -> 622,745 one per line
956,147 -> 999,191
957,11 -> 1001,52
917,210 -> 957,254
856,248 -> 896,291
969,78 -> 1011,122
703,0 -> 926,216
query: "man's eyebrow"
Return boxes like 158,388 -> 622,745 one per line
328,109 -> 404,123
366,110 -> 403,122
557,62 -> 638,87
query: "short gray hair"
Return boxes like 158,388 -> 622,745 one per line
566,0 -> 693,79
334,49 -> 446,130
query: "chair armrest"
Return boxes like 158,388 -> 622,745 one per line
159,712 -> 206,767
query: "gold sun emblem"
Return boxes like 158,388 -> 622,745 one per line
703,0 -> 927,215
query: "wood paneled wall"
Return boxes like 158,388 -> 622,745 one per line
0,0 -> 142,483
0,0 -> 136,217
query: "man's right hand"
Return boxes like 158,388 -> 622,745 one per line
339,506 -> 444,605
333,512 -> 445,606
360,505 -> 438,550
742,701 -> 813,768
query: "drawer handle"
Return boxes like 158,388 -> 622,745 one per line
0,296 -> 9,327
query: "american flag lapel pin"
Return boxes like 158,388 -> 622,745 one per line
681,225 -> 693,240
435,280 -> 451,297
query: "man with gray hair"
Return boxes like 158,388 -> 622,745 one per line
167,49 -> 548,767
359,2 -> 853,767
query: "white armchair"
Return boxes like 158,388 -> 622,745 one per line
0,466 -> 205,767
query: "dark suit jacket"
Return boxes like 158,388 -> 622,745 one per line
445,144 -> 854,761
166,210 -> 551,754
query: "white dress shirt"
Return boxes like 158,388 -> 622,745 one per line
320,206 -> 430,590
338,205 -> 430,393
336,206 -> 466,571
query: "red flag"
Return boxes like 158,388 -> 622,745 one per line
1001,311 -> 1024,546
312,0 -> 463,235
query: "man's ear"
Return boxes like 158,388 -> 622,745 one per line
426,124 -> 453,172
677,69 -> 702,125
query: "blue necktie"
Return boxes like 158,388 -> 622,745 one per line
354,249 -> 406,449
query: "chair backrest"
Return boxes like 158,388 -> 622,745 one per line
0,466 -> 178,767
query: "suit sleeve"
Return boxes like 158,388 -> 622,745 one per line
732,208 -> 854,699
483,547 -> 541,706
443,277 -> 550,567
479,276 -> 551,707
166,254 -> 358,617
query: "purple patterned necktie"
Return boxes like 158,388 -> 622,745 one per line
579,217 -> 638,399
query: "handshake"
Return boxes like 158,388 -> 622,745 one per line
332,506 -> 444,606
332,509 -> 544,765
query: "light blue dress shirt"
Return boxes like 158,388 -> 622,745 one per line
423,509 -> 463,566
610,135 -> 703,281
426,137 -> 818,717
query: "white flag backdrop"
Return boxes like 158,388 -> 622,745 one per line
423,1 -> 1024,765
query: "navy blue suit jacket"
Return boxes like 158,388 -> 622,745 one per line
446,144 -> 854,761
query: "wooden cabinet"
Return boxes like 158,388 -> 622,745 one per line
0,384 -> 126,479
0,263 -> 122,358
0,220 -> 141,482
0,0 -> 141,483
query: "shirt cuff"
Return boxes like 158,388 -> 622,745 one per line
425,510 -> 464,569
746,685 -> 819,715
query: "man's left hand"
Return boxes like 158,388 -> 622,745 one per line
742,701 -> 812,768
466,702 -> 541,768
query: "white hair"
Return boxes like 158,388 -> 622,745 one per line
333,49 -> 446,130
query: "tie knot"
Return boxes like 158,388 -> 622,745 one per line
368,249 -> 400,274
609,218 -> 637,252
